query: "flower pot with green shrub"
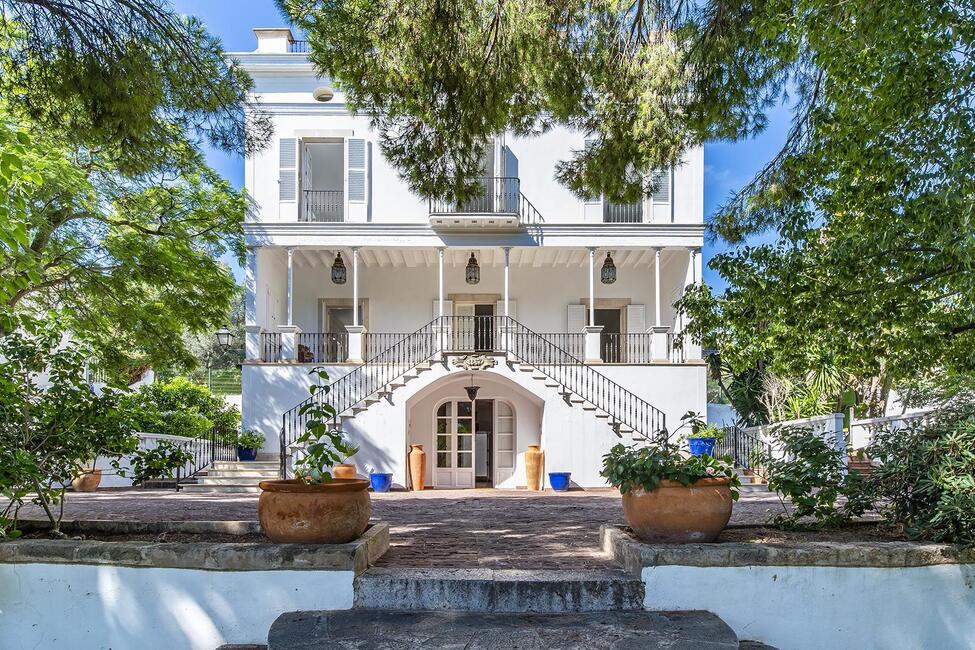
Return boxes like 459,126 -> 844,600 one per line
601,438 -> 740,543
258,368 -> 369,544
687,424 -> 724,457
236,430 -> 264,461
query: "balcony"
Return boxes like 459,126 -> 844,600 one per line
301,189 -> 344,222
429,177 -> 542,230
603,202 -> 643,223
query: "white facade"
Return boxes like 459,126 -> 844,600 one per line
233,29 -> 707,488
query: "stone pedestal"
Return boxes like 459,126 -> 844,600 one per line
583,325 -> 604,364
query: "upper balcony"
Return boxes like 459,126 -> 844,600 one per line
428,177 -> 543,231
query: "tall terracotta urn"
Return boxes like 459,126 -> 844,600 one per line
408,444 -> 426,491
525,444 -> 544,491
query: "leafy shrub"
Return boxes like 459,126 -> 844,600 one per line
601,442 -> 741,497
236,430 -> 265,451
124,377 -> 239,441
120,441 -> 195,484
866,401 -> 975,547
755,426 -> 871,529
295,369 -> 357,484
0,320 -> 138,536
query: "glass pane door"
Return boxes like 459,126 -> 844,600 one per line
456,401 -> 473,469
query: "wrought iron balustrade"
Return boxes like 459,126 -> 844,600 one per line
601,333 -> 654,363
296,332 -> 349,363
288,40 -> 309,53
261,332 -> 282,362
428,177 -> 544,226
603,202 -> 643,223
715,425 -> 773,477
301,189 -> 344,222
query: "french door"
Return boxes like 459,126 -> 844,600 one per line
435,400 -> 475,488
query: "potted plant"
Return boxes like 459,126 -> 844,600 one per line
258,368 -> 370,544
369,470 -> 393,492
687,423 -> 724,457
235,430 -> 264,461
548,472 -> 572,492
71,457 -> 103,492
601,415 -> 740,543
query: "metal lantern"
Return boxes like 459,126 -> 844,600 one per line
465,252 -> 480,285
215,328 -> 234,350
465,374 -> 480,401
331,252 -> 347,285
601,252 -> 617,284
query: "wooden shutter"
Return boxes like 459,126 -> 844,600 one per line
652,169 -> 671,204
346,138 -> 367,203
567,304 -> 586,332
279,138 -> 297,202
626,304 -> 648,363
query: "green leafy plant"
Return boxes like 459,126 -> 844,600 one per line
118,442 -> 194,485
294,368 -> 358,485
687,424 -> 724,440
236,430 -> 265,451
866,400 -> 975,547
755,426 -> 871,529
0,318 -> 138,537
601,440 -> 740,499
123,377 -> 239,442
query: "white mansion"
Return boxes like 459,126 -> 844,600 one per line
234,29 -> 706,489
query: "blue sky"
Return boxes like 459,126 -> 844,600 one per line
172,0 -> 789,290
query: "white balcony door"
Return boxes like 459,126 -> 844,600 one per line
435,400 -> 475,488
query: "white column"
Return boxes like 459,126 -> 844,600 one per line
650,247 -> 669,361
683,246 -> 702,360
438,247 -> 445,318
588,247 -> 596,325
286,247 -> 295,326
352,247 -> 360,327
503,247 -> 511,317
244,246 -> 260,361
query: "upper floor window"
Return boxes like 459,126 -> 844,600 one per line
279,137 -> 369,223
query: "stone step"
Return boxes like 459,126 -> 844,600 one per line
199,476 -> 271,485
354,568 -> 645,613
180,483 -> 262,493
267,609 -> 739,650
203,470 -> 279,478
212,461 -> 278,471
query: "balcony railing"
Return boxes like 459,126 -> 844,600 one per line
288,40 -> 309,53
301,189 -> 344,222
603,201 -> 644,223
601,333 -> 654,363
261,332 -> 281,362
537,333 -> 585,359
365,332 -> 411,360
296,332 -> 348,363
429,177 -> 543,226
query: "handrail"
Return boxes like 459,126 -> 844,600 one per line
428,177 -> 544,226
716,425 -> 773,476
278,316 -> 669,477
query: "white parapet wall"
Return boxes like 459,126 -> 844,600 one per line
0,523 -> 389,650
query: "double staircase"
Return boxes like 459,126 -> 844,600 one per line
278,316 -> 670,478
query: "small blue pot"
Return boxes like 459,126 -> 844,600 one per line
370,472 -> 393,492
688,437 -> 717,457
237,447 -> 258,462
549,472 -> 572,492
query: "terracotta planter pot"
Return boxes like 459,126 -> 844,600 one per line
71,469 -> 102,492
258,479 -> 371,544
525,444 -> 544,491
408,444 -> 426,491
332,463 -> 357,479
622,478 -> 733,543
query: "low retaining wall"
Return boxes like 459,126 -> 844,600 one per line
602,525 -> 975,650
0,521 -> 389,650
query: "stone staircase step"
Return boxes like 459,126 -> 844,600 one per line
267,609 -> 740,650
212,461 -> 278,471
353,568 -> 645,613
180,484 -> 262,494
199,476 -> 272,485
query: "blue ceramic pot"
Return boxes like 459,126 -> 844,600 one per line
237,447 -> 258,461
688,437 -> 717,457
370,472 -> 393,492
548,472 -> 572,492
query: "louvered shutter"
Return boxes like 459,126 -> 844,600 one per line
346,138 -> 367,203
652,169 -> 671,204
567,304 -> 586,332
279,138 -> 297,202
626,304 -> 648,363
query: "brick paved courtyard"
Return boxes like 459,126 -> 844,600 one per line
11,488 -> 787,569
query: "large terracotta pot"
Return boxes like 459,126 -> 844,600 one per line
525,444 -> 544,491
71,469 -> 102,492
258,479 -> 371,544
622,478 -> 733,543
332,463 -> 357,479
408,444 -> 426,491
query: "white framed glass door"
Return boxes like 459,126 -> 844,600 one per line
434,400 -> 475,488
495,401 -> 515,485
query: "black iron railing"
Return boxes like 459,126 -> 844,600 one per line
428,177 -> 544,226
278,316 -> 668,476
603,202 -> 643,223
288,40 -> 309,53
301,189 -> 344,222
297,332 -> 348,363
537,333 -> 585,359
715,425 -> 772,476
602,333 -> 654,363
261,332 -> 282,362
365,332 -> 412,360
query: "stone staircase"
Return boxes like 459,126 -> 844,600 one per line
736,468 -> 770,493
180,460 -> 278,494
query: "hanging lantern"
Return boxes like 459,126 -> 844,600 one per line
465,374 -> 480,401
601,252 -> 617,284
465,252 -> 480,285
331,252 -> 347,284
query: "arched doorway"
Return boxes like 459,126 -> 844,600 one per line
433,398 -> 516,488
